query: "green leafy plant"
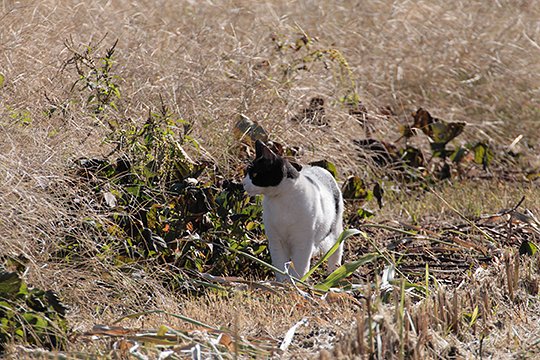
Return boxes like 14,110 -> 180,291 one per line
64,37 -> 121,116
0,271 -> 67,353
68,95 -> 272,282
7,107 -> 32,126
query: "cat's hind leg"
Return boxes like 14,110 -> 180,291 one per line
326,240 -> 343,272
325,224 -> 344,273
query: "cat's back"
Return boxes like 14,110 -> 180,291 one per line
262,163 -> 342,240
301,165 -> 341,196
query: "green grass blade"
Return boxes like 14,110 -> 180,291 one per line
113,309 -> 220,331
224,244 -> 315,285
425,263 -> 430,297
226,245 -> 288,277
301,228 -> 362,282
314,252 -> 379,291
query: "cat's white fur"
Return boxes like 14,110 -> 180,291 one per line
243,165 -> 343,281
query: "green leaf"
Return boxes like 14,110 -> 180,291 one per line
356,208 -> 375,219
0,300 -> 14,311
156,325 -> 169,337
450,146 -> 467,164
342,176 -> 369,200
125,185 -> 142,197
468,305 -> 479,326
425,263 -> 430,297
314,253 -> 379,291
430,121 -> 465,144
113,310 -> 220,331
0,73 -> 5,87
0,272 -> 22,296
301,229 -> 362,281
472,142 -> 493,169
23,313 -> 48,329
246,221 -> 258,231
519,240 -> 538,256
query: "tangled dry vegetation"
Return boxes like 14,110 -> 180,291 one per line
1,0 -> 540,359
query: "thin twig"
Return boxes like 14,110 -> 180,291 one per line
429,190 -> 495,243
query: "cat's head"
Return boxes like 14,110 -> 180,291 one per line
242,140 -> 301,196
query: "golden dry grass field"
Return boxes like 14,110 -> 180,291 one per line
1,0 -> 540,359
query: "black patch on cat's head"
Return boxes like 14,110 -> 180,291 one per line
248,140 -> 300,187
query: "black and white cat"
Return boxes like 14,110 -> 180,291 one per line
243,140 -> 344,281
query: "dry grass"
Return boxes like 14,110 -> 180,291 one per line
1,0 -> 540,358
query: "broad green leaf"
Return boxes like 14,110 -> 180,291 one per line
246,221 -> 258,231
23,313 -> 48,329
472,142 -> 493,169
314,253 -> 379,291
0,272 -> 22,295
519,240 -> 538,256
430,121 -> 465,144
0,300 -> 14,311
356,208 -> 375,219
301,229 -> 362,281
0,73 -> 5,87
412,108 -> 465,147
125,185 -> 141,197
18,282 -> 28,296
156,325 -> 169,337
146,203 -> 160,230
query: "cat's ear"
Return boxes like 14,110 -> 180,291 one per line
262,145 -> 277,161
267,141 -> 284,156
285,160 -> 301,179
255,140 -> 277,161
255,140 -> 266,159
290,161 -> 303,172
